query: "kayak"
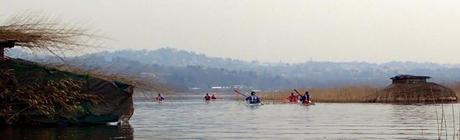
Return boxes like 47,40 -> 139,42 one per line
246,102 -> 263,106
301,101 -> 315,106
288,101 -> 300,104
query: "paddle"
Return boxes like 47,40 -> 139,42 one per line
294,89 -> 312,104
293,89 -> 303,96
233,89 -> 248,97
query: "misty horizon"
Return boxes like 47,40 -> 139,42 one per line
101,47 -> 460,65
9,46 -> 460,66
3,0 -> 460,64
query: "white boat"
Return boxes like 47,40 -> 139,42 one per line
246,102 -> 263,106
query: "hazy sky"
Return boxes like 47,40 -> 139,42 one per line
2,0 -> 460,64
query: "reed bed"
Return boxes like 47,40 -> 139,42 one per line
450,82 -> 460,101
259,86 -> 380,103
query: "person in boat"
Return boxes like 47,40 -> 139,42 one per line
287,92 -> 298,103
245,91 -> 261,104
299,91 -> 311,104
155,93 -> 165,102
204,93 -> 211,101
211,94 -> 217,100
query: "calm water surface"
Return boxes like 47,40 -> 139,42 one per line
2,98 -> 460,140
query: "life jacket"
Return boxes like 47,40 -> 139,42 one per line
287,95 -> 298,102
211,95 -> 217,99
300,95 -> 310,103
246,95 -> 260,104
156,96 -> 164,101
204,95 -> 211,100
300,95 -> 306,101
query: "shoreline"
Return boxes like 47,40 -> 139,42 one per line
134,83 -> 460,103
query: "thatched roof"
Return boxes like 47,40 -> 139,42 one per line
1,58 -> 134,125
390,75 -> 430,80
374,81 -> 457,103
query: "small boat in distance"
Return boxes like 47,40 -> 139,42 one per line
155,93 -> 165,103
234,89 -> 263,106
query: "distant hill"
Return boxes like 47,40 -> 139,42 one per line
78,48 -> 263,71
7,48 -> 460,91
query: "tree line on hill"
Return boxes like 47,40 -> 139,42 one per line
8,47 -> 460,91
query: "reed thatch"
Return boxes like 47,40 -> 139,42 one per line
0,59 -> 102,124
0,58 -> 136,125
373,75 -> 457,103
374,82 -> 457,103
0,14 -> 97,56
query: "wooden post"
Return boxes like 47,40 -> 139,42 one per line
0,40 -> 16,60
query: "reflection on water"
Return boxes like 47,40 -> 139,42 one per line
0,124 -> 133,140
132,100 -> 460,139
2,99 -> 460,139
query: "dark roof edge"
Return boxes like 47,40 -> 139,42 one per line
390,74 -> 431,80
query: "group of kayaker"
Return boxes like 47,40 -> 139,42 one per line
287,91 -> 311,104
204,93 -> 217,101
154,90 -> 311,105
154,93 -> 218,102
240,90 -> 310,105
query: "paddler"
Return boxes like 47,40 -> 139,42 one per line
211,94 -> 217,100
245,91 -> 261,104
286,92 -> 298,103
155,93 -> 165,102
299,91 -> 311,104
204,93 -> 211,101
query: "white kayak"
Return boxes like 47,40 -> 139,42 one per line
246,102 -> 263,106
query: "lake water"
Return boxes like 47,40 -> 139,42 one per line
2,98 -> 460,140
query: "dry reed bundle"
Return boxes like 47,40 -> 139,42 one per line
47,63 -> 173,93
0,78 -> 103,125
260,86 -> 379,103
0,14 -> 97,55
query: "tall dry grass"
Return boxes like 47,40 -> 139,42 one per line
448,82 -> 460,102
0,14 -> 97,50
260,85 -> 380,103
261,82 -> 460,103
0,14 -> 99,62
45,63 -> 173,94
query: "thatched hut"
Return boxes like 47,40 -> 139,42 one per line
1,16 -> 135,125
0,57 -> 134,125
374,75 -> 457,103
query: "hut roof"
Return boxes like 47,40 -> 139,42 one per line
390,75 -> 430,80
